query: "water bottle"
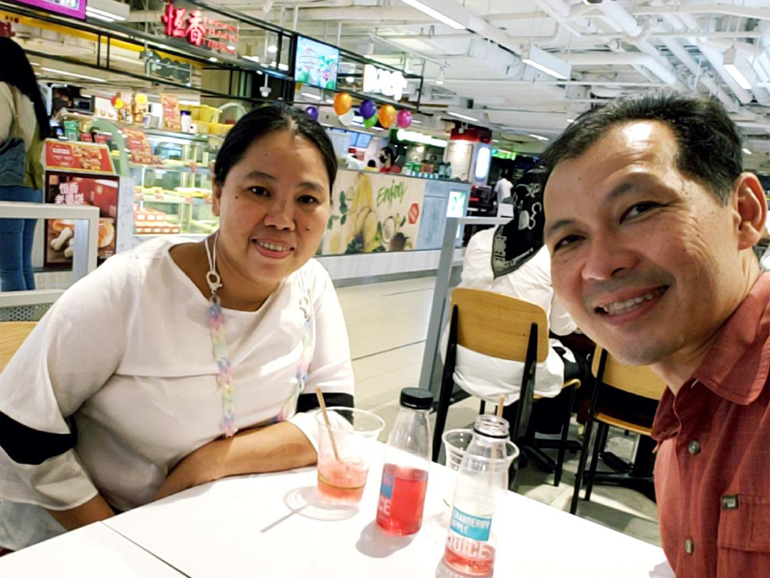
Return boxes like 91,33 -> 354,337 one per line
444,415 -> 511,577
376,387 -> 433,535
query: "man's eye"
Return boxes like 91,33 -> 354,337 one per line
553,235 -> 582,252
249,186 -> 269,196
624,202 -> 659,220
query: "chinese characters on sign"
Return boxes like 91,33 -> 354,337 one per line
161,0 -> 238,55
54,182 -> 85,205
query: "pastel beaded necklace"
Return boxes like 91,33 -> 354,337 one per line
205,232 -> 238,438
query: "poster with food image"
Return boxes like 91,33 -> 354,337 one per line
323,171 -> 424,255
45,141 -> 115,174
124,128 -> 155,165
161,94 -> 181,131
44,172 -> 119,266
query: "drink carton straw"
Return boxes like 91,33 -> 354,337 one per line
315,386 -> 341,462
496,395 -> 505,418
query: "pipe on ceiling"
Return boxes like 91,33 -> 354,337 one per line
562,52 -> 677,85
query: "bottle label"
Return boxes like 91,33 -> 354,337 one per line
380,472 -> 394,500
450,507 -> 492,542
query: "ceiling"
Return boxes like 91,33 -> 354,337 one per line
19,0 -> 770,170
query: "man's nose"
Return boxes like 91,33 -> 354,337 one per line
581,233 -> 638,282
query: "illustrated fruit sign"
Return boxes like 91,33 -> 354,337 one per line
323,171 -> 425,255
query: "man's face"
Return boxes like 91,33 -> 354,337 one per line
544,121 -> 748,366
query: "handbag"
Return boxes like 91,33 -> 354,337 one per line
0,87 -> 28,187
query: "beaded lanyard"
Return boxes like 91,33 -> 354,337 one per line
205,232 -> 238,438
204,233 -> 314,434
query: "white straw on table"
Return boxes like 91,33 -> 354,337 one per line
315,386 -> 341,462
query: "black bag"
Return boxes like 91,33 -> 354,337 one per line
0,88 -> 28,187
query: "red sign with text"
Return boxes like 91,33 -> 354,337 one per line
161,0 -> 238,55
45,141 -> 115,174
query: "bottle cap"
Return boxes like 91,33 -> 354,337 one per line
400,387 -> 433,410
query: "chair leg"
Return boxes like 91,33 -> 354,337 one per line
554,385 -> 577,488
570,415 -> 595,515
585,423 -> 609,502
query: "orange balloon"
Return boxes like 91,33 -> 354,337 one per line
378,104 -> 397,129
333,93 -> 352,115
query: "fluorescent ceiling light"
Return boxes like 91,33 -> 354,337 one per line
521,44 -> 571,80
267,45 -> 277,53
41,67 -> 107,83
411,119 -> 422,124
87,11 -> 115,22
399,0 -> 465,30
723,48 -> 752,90
30,62 -> 40,67
448,111 -> 478,122
227,45 -> 236,51
345,76 -> 354,83
209,57 -> 218,62
566,118 -> 575,123
301,92 -> 323,101
528,133 -> 549,141
85,3 -> 128,21
243,55 -> 260,63
742,147 -> 753,155
178,100 -> 200,106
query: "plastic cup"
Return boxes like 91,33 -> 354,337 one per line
441,429 -> 519,508
315,407 -> 385,504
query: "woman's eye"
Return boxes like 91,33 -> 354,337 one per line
249,186 -> 269,197
298,195 -> 319,205
624,202 -> 659,220
553,235 -> 582,252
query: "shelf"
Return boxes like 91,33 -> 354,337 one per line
137,194 -> 212,205
129,162 -> 211,175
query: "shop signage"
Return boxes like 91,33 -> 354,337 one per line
161,0 -> 239,56
363,64 -> 408,102
395,129 -> 447,148
44,141 -> 116,174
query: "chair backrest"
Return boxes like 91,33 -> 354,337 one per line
450,288 -> 549,363
591,346 -> 667,400
0,322 -> 36,374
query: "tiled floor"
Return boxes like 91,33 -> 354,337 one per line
336,275 -> 661,547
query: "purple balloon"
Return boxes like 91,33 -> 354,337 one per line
397,109 -> 413,129
305,106 -> 319,120
360,100 -> 377,120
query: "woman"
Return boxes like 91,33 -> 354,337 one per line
0,105 -> 354,550
0,38 -> 49,292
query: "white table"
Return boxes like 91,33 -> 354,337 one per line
0,522 -> 184,577
101,447 -> 669,578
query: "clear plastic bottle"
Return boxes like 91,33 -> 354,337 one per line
444,415 -> 511,577
376,387 -> 433,535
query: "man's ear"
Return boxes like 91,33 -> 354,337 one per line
212,178 -> 222,218
733,172 -> 767,251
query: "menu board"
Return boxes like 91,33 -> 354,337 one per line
45,141 -> 115,174
14,0 -> 86,20
294,36 -> 339,90
161,94 -> 181,131
44,172 -> 119,265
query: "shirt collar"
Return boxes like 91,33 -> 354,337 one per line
653,273 -> 770,441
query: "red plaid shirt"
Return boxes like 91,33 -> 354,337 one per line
653,273 -> 770,577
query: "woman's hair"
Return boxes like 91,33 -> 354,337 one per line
380,146 -> 395,163
214,104 -> 337,192
0,38 -> 50,140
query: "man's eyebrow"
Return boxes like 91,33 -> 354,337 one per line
544,218 -> 576,242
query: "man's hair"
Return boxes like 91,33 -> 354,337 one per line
539,92 -> 744,205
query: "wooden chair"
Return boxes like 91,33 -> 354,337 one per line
570,347 -> 668,514
433,288 -> 581,487
0,322 -> 37,374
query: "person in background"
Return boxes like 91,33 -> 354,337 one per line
0,37 -> 49,292
443,169 -> 581,433
542,93 -> 769,577
494,169 -> 513,207
365,159 -> 378,172
0,105 -> 354,552
378,146 -> 396,173
51,86 -> 72,116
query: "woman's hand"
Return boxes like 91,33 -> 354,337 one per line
154,440 -> 224,501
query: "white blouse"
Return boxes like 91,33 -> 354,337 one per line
0,237 -> 354,549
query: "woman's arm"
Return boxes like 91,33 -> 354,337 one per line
154,421 -> 316,500
45,494 -> 115,531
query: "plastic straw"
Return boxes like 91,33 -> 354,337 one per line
315,386 -> 340,461
497,395 -> 505,418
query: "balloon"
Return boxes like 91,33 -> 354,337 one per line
360,99 -> 377,119
363,115 -> 378,129
333,93 -> 352,115
396,109 -> 413,129
338,109 -> 355,126
378,104 -> 397,129
304,106 -> 319,120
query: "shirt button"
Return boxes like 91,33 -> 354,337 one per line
685,538 -> 694,555
687,440 -> 701,455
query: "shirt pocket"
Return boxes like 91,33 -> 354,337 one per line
718,494 -> 770,552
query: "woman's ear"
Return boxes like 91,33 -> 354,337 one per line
733,172 -> 767,251
212,178 -> 222,218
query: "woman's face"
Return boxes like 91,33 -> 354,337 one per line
212,130 -> 331,289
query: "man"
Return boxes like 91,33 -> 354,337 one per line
540,92 -> 768,577
494,169 -> 513,207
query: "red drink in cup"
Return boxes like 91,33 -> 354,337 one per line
317,458 -> 369,502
